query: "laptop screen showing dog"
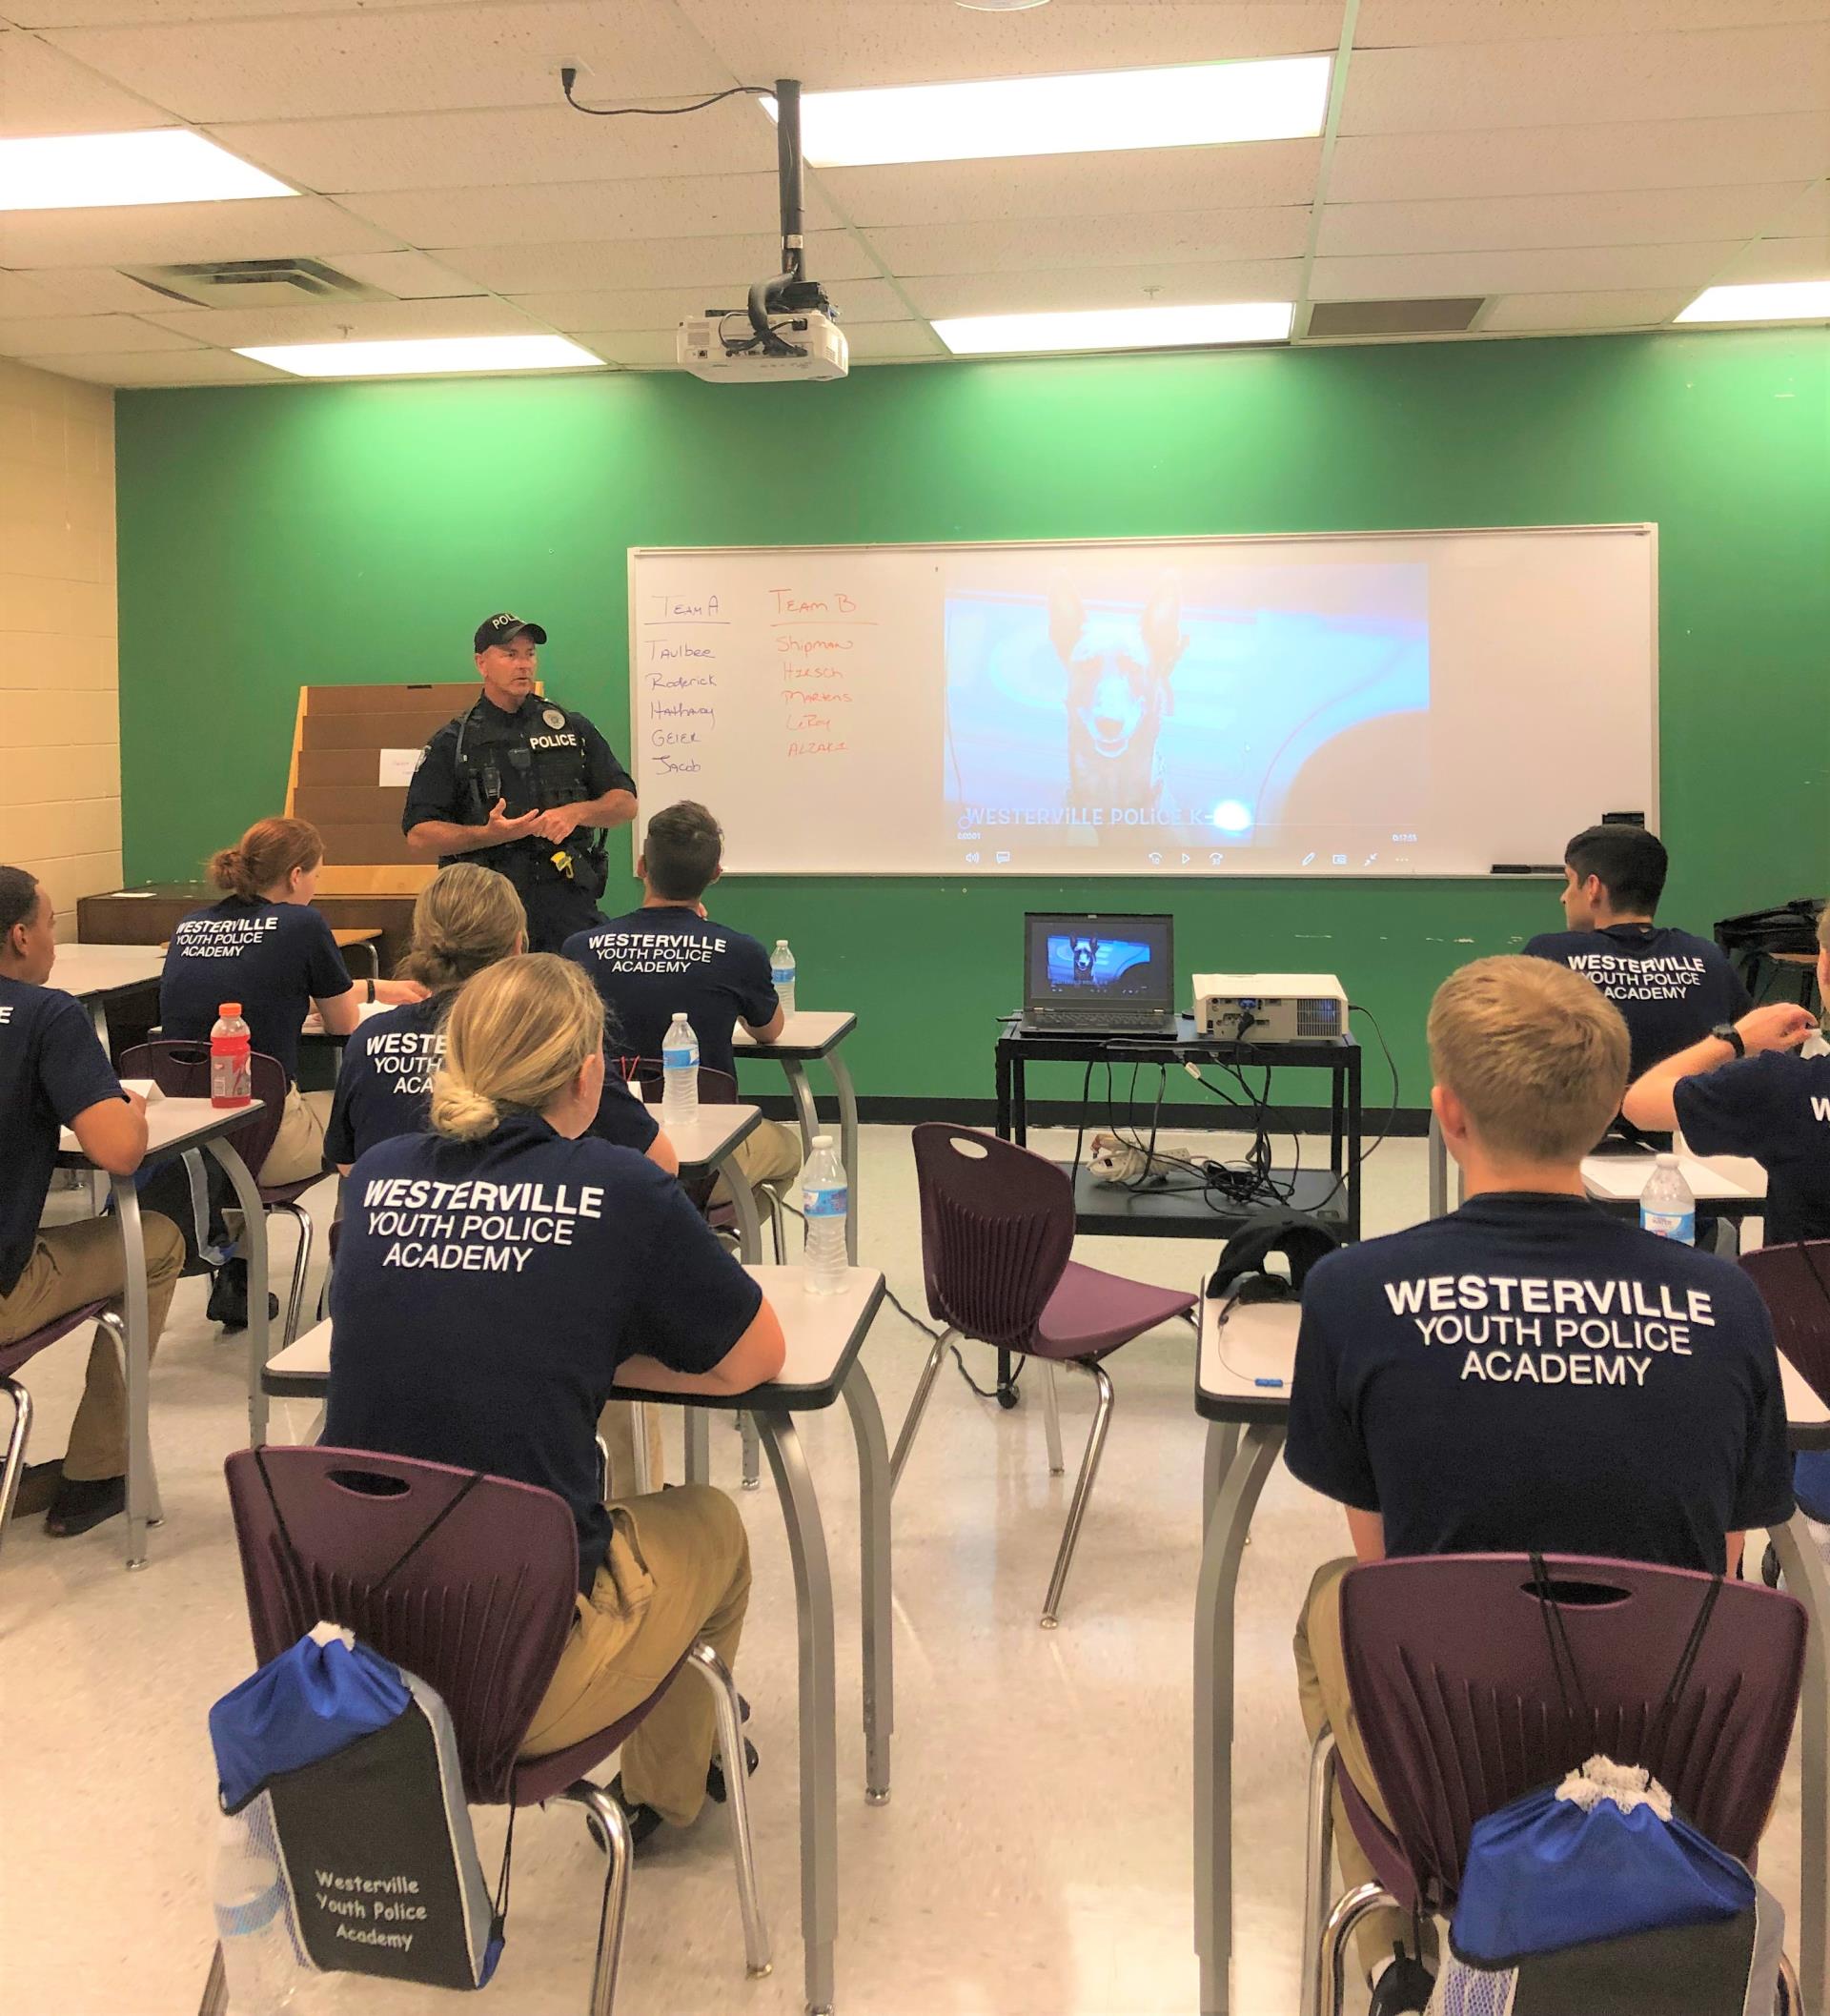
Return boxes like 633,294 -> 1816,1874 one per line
1023,913 -> 1175,1024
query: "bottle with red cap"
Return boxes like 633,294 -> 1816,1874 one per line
211,1003 -> 253,1109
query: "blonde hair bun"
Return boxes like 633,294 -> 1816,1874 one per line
428,1075 -> 501,1141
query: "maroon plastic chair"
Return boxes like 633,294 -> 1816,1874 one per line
214,1445 -> 767,2016
122,1040 -> 327,1350
1301,1553 -> 1808,2016
897,1124 -> 1196,1627
0,1299 -> 121,1568
1742,1241 -> 1830,1411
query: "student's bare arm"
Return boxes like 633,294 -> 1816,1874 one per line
644,1128 -> 681,1176
71,1091 -> 149,1177
1347,1507 -> 1386,1565
1622,1004 -> 1817,1130
617,1298 -> 787,1396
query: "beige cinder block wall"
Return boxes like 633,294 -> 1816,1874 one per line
0,357 -> 121,935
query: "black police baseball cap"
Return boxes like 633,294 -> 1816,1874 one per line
474,612 -> 548,652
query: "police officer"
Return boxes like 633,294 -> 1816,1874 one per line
403,613 -> 638,952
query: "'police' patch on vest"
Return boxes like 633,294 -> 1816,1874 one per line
529,733 -> 580,752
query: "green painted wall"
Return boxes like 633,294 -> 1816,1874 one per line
115,331 -> 1829,1106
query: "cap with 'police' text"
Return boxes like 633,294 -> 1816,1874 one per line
473,612 -> 548,652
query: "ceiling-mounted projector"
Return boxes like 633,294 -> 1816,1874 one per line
678,309 -> 848,382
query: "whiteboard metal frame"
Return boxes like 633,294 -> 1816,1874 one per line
625,522 -> 1659,880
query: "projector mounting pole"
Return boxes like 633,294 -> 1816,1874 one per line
747,76 -> 809,353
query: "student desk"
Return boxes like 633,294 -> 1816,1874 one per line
53,1095 -> 269,1563
1190,1291 -> 1830,2016
50,943 -> 166,1051
1427,1120 -> 1771,1227
330,927 -> 381,979
736,1012 -> 862,1263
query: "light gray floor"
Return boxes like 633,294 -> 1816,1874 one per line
1,1129 -> 1807,2016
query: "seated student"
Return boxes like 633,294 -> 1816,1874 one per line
1286,955 -> 1793,2016
160,816 -> 422,1326
562,800 -> 801,1196
324,861 -> 675,1177
0,866 -> 185,1537
1522,824 -> 1752,1089
325,955 -> 784,1844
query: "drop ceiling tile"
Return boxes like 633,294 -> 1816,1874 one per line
1716,234 -> 1830,279
1479,287 -> 1696,332
323,249 -> 485,298
134,295 -> 547,346
572,328 -> 678,367
0,27 -> 173,136
339,174 -> 838,251
866,206 -> 1311,278
436,228 -> 880,295
1328,114 -> 1830,203
0,195 -> 399,270
673,0 -> 1345,90
210,99 -> 776,195
0,312 -> 201,354
42,2 -> 732,125
22,347 -> 287,384
1356,1 -> 1830,45
1761,179 -> 1830,235
902,260 -> 1305,318
1317,183 -> 1813,257
1310,241 -> 1746,298
819,139 -> 1323,231
841,318 -> 946,360
1339,25 -> 1830,135
511,275 -> 913,330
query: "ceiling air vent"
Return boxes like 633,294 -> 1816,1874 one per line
1306,297 -> 1486,339
121,258 -> 386,310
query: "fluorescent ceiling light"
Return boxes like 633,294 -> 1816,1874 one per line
933,301 -> 1293,356
772,56 -> 1331,168
1674,280 -> 1830,324
235,336 -> 606,379
0,130 -> 292,212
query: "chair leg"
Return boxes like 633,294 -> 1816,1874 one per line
559,1782 -> 632,2016
273,1204 -> 315,1353
1325,1883 -> 1397,2016
195,1940 -> 228,2016
889,1327 -> 953,1495
1040,1359 -> 1113,1630
595,1434 -> 611,1502
767,1191 -> 786,1266
1041,1361 -> 1065,1476
688,1641 -> 773,1980
1778,1949 -> 1801,2015
1299,1728 -> 1338,2016
0,1376 -> 33,1574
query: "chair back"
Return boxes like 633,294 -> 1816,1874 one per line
1341,1553 -> 1807,1908
1740,1240 -> 1830,1411
620,1056 -> 739,1107
223,1446 -> 579,1805
910,1124 -> 1075,1349
120,1039 -> 291,1179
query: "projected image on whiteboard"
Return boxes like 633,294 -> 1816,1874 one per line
944,556 -> 1429,870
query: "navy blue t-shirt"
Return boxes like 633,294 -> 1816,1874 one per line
324,1114 -> 762,1589
563,907 -> 777,1080
1522,923 -> 1752,1083
160,896 -> 351,1085
1284,1191 -> 1794,1575
324,994 -> 661,1168
1677,1047 -> 1830,1248
0,976 -> 125,1295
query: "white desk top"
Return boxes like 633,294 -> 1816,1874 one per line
58,1093 -> 266,1165
735,1010 -> 857,1060
663,1103 -> 760,1173
49,944 -> 166,999
1581,1151 -> 1768,1204
301,999 -> 393,1037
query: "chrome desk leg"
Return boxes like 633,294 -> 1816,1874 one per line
207,1139 -> 270,1447
757,1414 -> 839,2016
1770,1512 -> 1829,2012
722,1154 -> 763,1264
683,1408 -> 711,1485
783,1059 -> 821,1158
741,1411 -> 762,1490
1203,1423 -> 1240,1527
1193,1422 -> 1285,2016
827,1051 -> 861,1266
111,1181 -> 156,1568
843,1363 -> 893,1805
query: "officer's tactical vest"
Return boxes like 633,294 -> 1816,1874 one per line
443,699 -> 607,896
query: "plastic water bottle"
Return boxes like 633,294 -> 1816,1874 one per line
211,1003 -> 253,1109
213,1811 -> 297,2012
661,1011 -> 700,1126
802,1134 -> 848,1295
771,940 -> 797,1019
1640,1153 -> 1696,1245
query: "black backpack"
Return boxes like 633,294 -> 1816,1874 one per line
1207,1210 -> 1340,1305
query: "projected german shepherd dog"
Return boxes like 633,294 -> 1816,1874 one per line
1049,577 -> 1187,817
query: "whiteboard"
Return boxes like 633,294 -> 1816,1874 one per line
626,525 -> 1657,879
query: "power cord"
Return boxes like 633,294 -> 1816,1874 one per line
560,71 -> 771,116
882,1284 -> 1023,1402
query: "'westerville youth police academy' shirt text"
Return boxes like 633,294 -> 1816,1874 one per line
564,907 -> 777,1079
1522,922 -> 1752,1081
160,896 -> 351,1086
1284,1192 -> 1793,1576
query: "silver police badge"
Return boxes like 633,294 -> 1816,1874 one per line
542,707 -> 565,729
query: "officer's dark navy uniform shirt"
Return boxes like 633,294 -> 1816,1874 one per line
0,977 -> 125,1296
324,1114 -> 761,1590
1676,1046 -> 1830,1248
324,994 -> 661,1167
565,908 -> 777,1080
1284,1192 -> 1794,1575
160,896 -> 350,1087
1522,923 -> 1752,1083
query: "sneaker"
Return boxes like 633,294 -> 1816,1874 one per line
206,1258 -> 279,1334
600,1779 -> 666,1854
10,1458 -> 64,1518
1368,1946 -> 1435,2016
45,1474 -> 126,1537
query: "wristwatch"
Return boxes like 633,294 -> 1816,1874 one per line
1710,1021 -> 1745,1057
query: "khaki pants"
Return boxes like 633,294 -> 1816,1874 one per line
0,1212 -> 184,1479
520,1484 -> 750,1827
260,1087 -> 333,1189
1294,1558 -> 1438,1982
711,1118 -> 803,1212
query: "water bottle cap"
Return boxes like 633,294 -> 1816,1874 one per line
812,1133 -> 833,1149
1655,1152 -> 1678,1166
218,1002 -> 241,1017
